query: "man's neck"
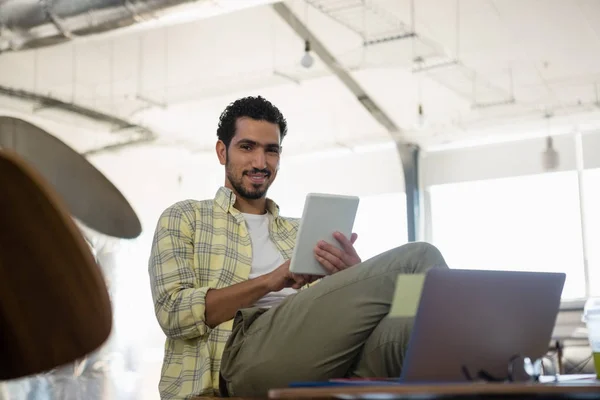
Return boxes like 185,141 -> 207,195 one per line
232,193 -> 267,215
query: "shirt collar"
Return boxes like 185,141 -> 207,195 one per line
214,186 -> 281,219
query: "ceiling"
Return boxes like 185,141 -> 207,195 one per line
0,0 -> 599,157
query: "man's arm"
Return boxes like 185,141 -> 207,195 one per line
205,259 -> 306,328
204,276 -> 270,328
149,203 -> 215,340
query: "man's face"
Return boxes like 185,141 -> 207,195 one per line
217,117 -> 281,200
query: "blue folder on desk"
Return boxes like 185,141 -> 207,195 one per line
289,378 -> 403,388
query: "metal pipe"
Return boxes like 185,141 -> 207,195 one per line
0,0 -> 202,52
397,142 -> 421,242
574,131 -> 591,298
273,2 -> 422,243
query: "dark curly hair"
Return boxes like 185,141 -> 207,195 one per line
217,96 -> 288,148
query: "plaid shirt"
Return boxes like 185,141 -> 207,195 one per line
148,186 -> 300,399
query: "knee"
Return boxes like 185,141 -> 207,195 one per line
391,242 -> 448,273
396,241 -> 434,251
392,241 -> 441,257
409,241 -> 443,257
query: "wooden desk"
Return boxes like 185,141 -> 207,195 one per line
268,378 -> 600,399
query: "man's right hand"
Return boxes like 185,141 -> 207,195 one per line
265,260 -> 317,292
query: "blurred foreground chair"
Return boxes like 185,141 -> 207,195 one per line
0,149 -> 112,381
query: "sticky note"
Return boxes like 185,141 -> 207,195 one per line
388,274 -> 425,318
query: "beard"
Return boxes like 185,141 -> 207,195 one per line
226,164 -> 271,200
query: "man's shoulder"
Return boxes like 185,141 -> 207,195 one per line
158,199 -> 216,221
277,215 -> 301,230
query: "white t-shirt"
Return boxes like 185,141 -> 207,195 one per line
243,212 -> 297,308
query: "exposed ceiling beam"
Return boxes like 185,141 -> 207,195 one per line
272,1 -> 405,140
82,137 -> 155,156
0,84 -> 156,155
0,84 -> 154,134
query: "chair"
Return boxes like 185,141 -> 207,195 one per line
0,149 -> 112,380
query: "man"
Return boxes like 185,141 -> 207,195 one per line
148,96 -> 448,399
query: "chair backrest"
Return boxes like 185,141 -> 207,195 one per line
0,149 -> 112,380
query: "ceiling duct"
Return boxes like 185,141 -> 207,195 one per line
0,0 -> 202,52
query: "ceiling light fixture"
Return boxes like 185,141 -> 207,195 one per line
300,39 -> 314,68
413,56 -> 427,129
541,113 -> 559,171
542,136 -> 560,170
417,103 -> 427,129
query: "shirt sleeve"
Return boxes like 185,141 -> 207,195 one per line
148,202 -> 211,340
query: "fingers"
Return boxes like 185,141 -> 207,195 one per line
315,242 -> 347,273
333,231 -> 358,255
313,233 -> 362,274
291,280 -> 304,289
333,232 -> 361,265
316,240 -> 344,258
278,260 -> 322,289
317,237 -> 358,266
290,274 -> 320,289
300,274 -> 318,283
315,253 -> 341,274
290,273 -> 311,289
289,275 -> 303,289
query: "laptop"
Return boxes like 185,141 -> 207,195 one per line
291,268 -> 566,387
400,268 -> 565,383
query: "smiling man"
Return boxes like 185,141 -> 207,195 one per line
148,96 -> 449,399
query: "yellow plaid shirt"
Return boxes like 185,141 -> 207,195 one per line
148,186 -> 300,399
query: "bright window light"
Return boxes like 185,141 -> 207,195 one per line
429,171 -> 586,300
352,192 -> 408,262
582,168 -> 600,296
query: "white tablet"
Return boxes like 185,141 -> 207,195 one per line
289,193 -> 360,276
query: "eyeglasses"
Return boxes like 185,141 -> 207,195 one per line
461,354 -> 557,383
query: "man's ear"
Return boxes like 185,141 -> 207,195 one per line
216,140 -> 227,166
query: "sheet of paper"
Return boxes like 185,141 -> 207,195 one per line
388,274 -> 425,318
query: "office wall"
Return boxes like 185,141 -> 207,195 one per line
421,130 -> 600,187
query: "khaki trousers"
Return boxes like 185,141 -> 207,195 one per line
219,242 -> 448,397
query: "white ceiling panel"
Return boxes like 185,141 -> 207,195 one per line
1,0 -> 600,155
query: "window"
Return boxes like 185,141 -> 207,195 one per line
429,171 -> 585,300
353,192 -> 408,262
583,168 -> 600,296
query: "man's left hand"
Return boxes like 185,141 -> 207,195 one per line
314,232 -> 361,274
